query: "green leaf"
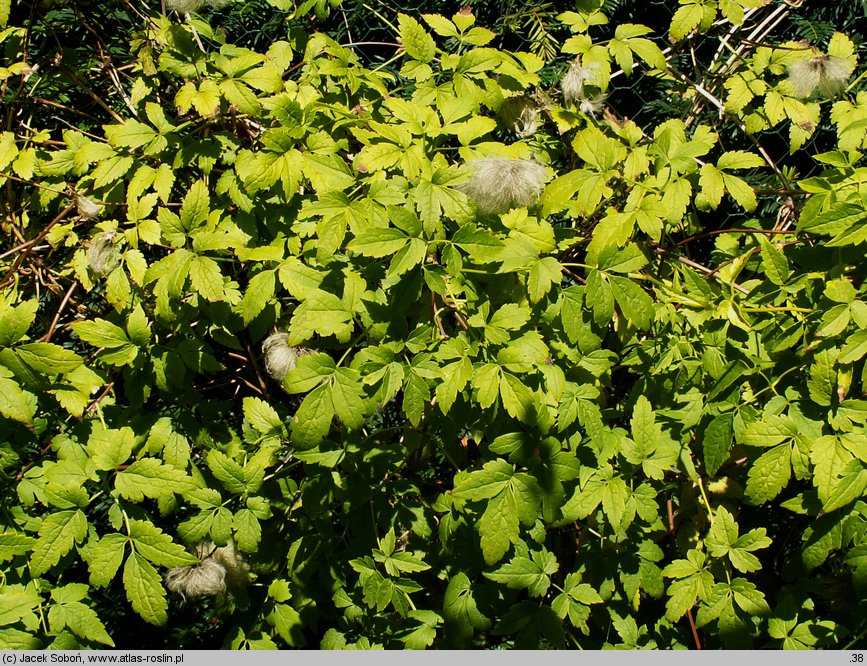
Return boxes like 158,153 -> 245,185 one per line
189,255 -> 224,302
703,412 -> 734,477
499,372 -> 535,422
116,459 -> 196,501
453,459 -> 514,501
87,426 -> 134,471
243,397 -> 285,438
758,236 -> 789,286
452,224 -> 504,263
398,14 -> 437,63
484,549 -> 558,597
9,342 -> 82,375
745,444 -> 791,505
123,552 -> 167,626
30,509 -> 88,576
823,460 -> 867,513
129,521 -> 199,568
0,299 -> 37,347
808,348 -> 836,407
330,368 -> 366,430
241,270 -> 276,324
478,489 -> 520,565
670,3 -> 703,41
104,119 -> 158,151
0,532 -> 35,562
0,586 -> 42,627
839,330 -> 867,365
718,150 -> 765,170
288,290 -> 353,344
610,275 -> 653,329
48,600 -> 114,646
527,256 -> 562,303
348,227 -> 410,257
92,155 -> 133,189
86,534 -> 127,587
290,384 -> 333,448
0,376 -> 36,424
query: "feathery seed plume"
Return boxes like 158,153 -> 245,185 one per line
499,96 -> 540,138
165,541 -> 249,600
787,54 -> 853,99
560,59 -> 598,107
262,331 -> 307,382
461,157 -> 547,215
87,231 -> 120,277
75,194 -> 101,220
578,93 -> 607,118
165,0 -> 205,11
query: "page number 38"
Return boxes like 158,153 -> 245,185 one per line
852,654 -> 864,662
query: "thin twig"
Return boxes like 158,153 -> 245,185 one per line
1,200 -> 76,288
653,245 -> 750,295
41,281 -> 78,343
686,608 -> 703,650
674,227 -> 798,247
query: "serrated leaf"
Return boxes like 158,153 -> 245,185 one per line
745,444 -> 791,505
478,490 -> 519,565
758,236 -> 789,286
48,599 -> 114,646
10,342 -> 82,375
115,459 -> 196,501
86,534 -> 127,587
452,459 -> 514,501
703,412 -> 734,477
0,586 -> 42,627
0,532 -> 35,562
30,509 -> 88,576
243,396 -> 284,438
87,426 -> 134,471
610,275 -> 653,329
398,14 -> 436,63
290,384 -> 333,448
123,552 -> 167,626
129,521 -> 199,568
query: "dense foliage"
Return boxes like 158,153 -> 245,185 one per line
2,0 -> 867,650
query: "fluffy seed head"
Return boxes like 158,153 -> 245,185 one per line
165,543 -> 227,599
165,0 -> 205,11
165,541 -> 249,600
577,93 -> 607,118
211,540 -> 249,591
166,0 -> 231,12
262,331 -> 307,382
461,157 -> 547,215
787,54 -> 853,99
561,59 -> 598,107
499,96 -> 540,138
87,231 -> 120,277
75,194 -> 101,220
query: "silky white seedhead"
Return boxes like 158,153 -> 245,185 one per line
461,157 -> 548,215
164,541 -> 249,600
561,59 -> 599,107
262,331 -> 306,382
578,93 -> 607,118
86,231 -> 120,277
787,54 -> 853,99
75,194 -> 101,220
499,96 -> 540,138
165,0 -> 206,12
165,542 -> 228,599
